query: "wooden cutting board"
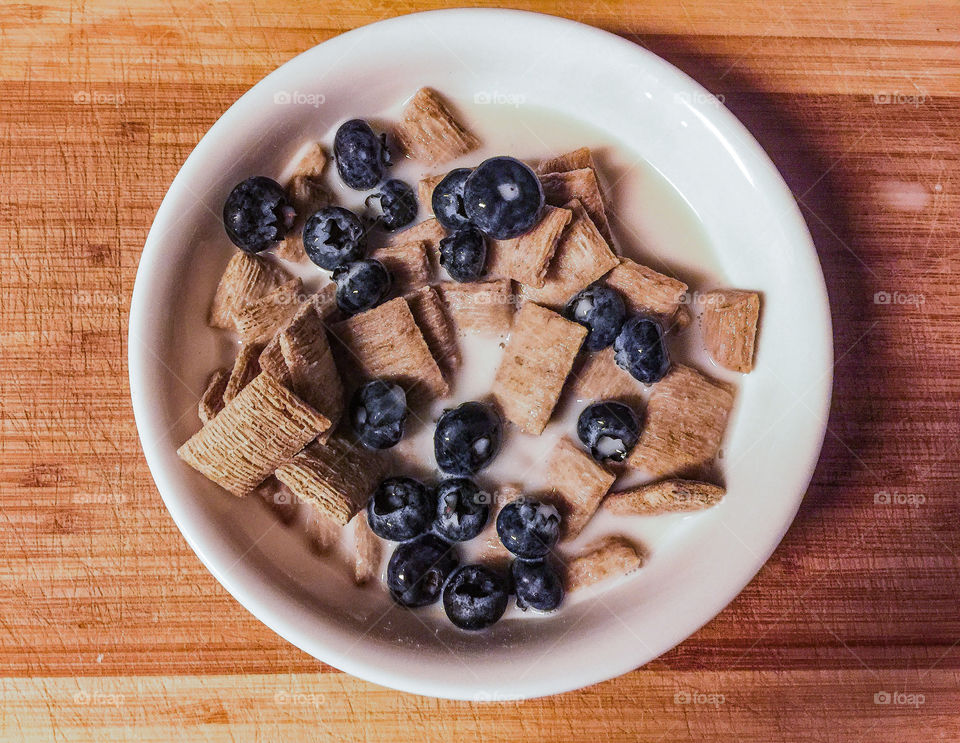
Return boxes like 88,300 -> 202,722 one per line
1,1 -> 958,740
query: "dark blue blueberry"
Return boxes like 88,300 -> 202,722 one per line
433,401 -> 502,476
511,559 -> 564,612
564,285 -> 627,352
613,315 -> 671,384
439,224 -> 487,282
370,179 -> 417,231
333,119 -> 390,190
496,498 -> 561,559
349,380 -> 408,450
431,168 -> 472,231
463,156 -> 544,240
366,476 -> 432,541
333,259 -> 392,315
576,401 -> 640,463
302,206 -> 366,270
433,478 -> 490,542
442,564 -> 509,630
387,533 -> 458,608
222,176 -> 295,253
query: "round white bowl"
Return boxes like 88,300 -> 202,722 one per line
129,9 -> 832,700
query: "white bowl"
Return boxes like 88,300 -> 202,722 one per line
129,8 -> 832,700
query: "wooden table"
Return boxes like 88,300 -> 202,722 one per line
2,1 -> 958,740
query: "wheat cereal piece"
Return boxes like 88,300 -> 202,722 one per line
700,289 -> 761,373
539,168 -> 613,245
669,304 -> 694,332
257,334 -> 291,386
279,300 -> 344,443
536,147 -> 598,175
177,372 -> 330,497
233,277 -> 305,344
487,206 -> 572,288
255,476 -> 299,525
418,174 -> 446,211
605,479 -> 725,515
352,513 -> 383,585
208,252 -> 291,329
521,200 -> 619,308
371,241 -> 432,294
275,438 -> 382,525
548,437 -> 616,538
394,87 -> 479,165
332,297 -> 448,402
290,142 -> 327,178
276,173 -> 331,262
437,279 -> 515,334
223,342 -> 262,404
477,484 -> 525,563
566,347 -> 643,406
565,536 -> 644,593
275,232 -> 307,262
604,258 -> 687,318
491,302 -> 587,435
198,368 -> 229,424
385,218 -> 446,266
627,364 -> 735,477
404,285 -> 460,376
310,282 -> 339,321
304,502 -> 341,553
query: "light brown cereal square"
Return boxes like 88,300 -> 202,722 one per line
604,479 -> 725,515
437,279 -> 515,335
700,289 -> 761,373
548,437 -> 616,537
233,277 -> 304,344
371,241 -> 432,294
539,167 -> 613,245
404,285 -> 460,376
394,88 -> 479,165
604,258 -> 687,318
487,205 -> 572,288
208,252 -> 291,330
565,536 -> 644,592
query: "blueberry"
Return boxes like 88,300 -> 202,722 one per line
350,380 -> 408,449
439,224 -> 487,282
366,476 -> 433,541
564,285 -> 626,352
613,315 -> 671,384
387,533 -> 458,608
302,206 -> 366,270
511,559 -> 564,612
431,168 -> 472,230
433,478 -> 490,542
496,499 -> 561,559
370,179 -> 417,231
576,401 -> 640,463
463,157 -> 544,240
333,259 -> 392,315
442,565 -> 509,630
222,176 -> 295,253
333,119 -> 390,190
433,401 -> 502,476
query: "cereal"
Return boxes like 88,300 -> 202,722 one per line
547,437 -> 616,537
394,87 -> 479,165
437,278 -> 515,334
370,241 -> 432,294
352,513 -> 382,585
565,536 -> 644,593
487,205 -> 572,288
223,342 -> 262,404
404,285 -> 460,376
700,289 -> 761,373
536,147 -> 597,175
198,368 -> 229,424
605,479 -> 725,515
385,217 -> 446,266
208,252 -> 291,330
604,258 -> 687,318
491,302 -> 587,434
539,167 -> 613,245
565,347 -> 643,406
258,334 -> 292,386
276,172 -> 330,262
233,277 -> 304,344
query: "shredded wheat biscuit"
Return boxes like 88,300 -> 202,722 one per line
491,303 -> 587,434
605,479 -> 725,515
565,536 -> 644,593
198,368 -> 229,424
177,372 -> 330,497
371,241 -> 432,294
275,438 -> 382,525
394,87 -> 479,165
385,218 -> 446,267
418,174 -> 446,212
255,476 -> 299,524
626,364 -> 734,477
604,258 -> 687,318
539,168 -> 613,245
258,334 -> 291,386
566,347 -> 643,406
487,206 -> 572,288
258,283 -> 337,387
352,513 -> 382,585
536,147 -> 598,175
304,501 -> 341,553
521,200 -> 619,308
332,297 -> 448,403
437,279 -> 515,334
223,342 -> 262,404
404,285 -> 460,376
548,437 -> 616,537
208,252 -> 291,330
276,174 -> 330,262
700,289 -> 761,373
290,142 -> 327,178
233,277 -> 304,344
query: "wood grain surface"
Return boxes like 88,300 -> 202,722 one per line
1,0 -> 959,740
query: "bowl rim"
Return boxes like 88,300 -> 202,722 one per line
129,7 -> 832,700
